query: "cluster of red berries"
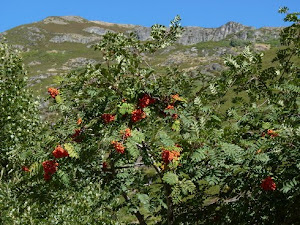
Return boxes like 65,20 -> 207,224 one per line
262,129 -> 279,138
22,166 -> 30,172
52,145 -> 69,158
42,160 -> 59,181
103,128 -> 131,169
162,148 -> 180,165
131,109 -> 146,122
111,141 -> 125,154
40,145 -> 69,181
165,105 -> 174,110
101,114 -> 115,124
72,128 -> 82,142
130,94 -> 156,123
102,162 -> 108,170
267,129 -> 279,138
120,128 -> 131,139
48,87 -> 59,99
164,94 -> 182,119
261,176 -> 276,191
171,94 -> 182,102
138,94 -> 156,108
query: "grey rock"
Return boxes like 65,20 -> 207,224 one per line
210,63 -> 222,71
64,57 -> 98,68
59,16 -> 86,23
190,47 -> 198,52
42,17 -> 68,25
28,61 -> 41,66
21,27 -> 46,42
11,45 -> 29,52
91,20 -> 138,29
178,22 -> 247,45
129,26 -> 151,41
28,72 -> 58,86
184,47 -> 198,57
50,33 -> 101,44
83,27 -> 114,35
125,21 -> 280,46
27,26 -> 42,33
161,46 -> 176,54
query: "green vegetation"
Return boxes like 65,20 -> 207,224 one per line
0,8 -> 299,225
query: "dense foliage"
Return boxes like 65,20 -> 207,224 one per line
0,8 -> 299,225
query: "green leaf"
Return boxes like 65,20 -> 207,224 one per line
64,143 -> 79,159
281,178 -> 298,193
131,129 -> 145,142
159,131 -> 175,147
172,120 -> 180,132
262,122 -> 271,129
137,194 -> 150,205
125,140 -> 139,159
118,103 -> 134,115
163,172 -> 178,185
191,148 -> 206,162
56,170 -> 70,186
211,115 -> 221,122
55,95 -> 63,103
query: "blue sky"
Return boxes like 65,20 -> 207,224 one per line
1,0 -> 299,32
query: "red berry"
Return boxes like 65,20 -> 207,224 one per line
52,145 -> 69,158
48,87 -> 59,99
138,94 -> 156,108
261,176 -> 276,191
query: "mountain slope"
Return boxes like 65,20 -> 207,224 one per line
0,16 -> 283,96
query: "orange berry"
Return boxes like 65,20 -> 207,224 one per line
101,114 -> 115,124
77,118 -> 82,125
52,145 -> 69,158
48,87 -> 59,99
121,128 -> 131,139
22,166 -> 30,172
172,114 -> 178,119
138,94 -> 156,108
165,105 -> 174,110
131,109 -> 146,122
267,129 -> 279,138
111,141 -> 125,154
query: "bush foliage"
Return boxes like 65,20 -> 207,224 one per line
0,9 -> 299,225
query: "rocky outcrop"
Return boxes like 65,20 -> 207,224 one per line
63,57 -> 98,68
50,33 -> 101,44
25,27 -> 46,41
28,72 -> 58,86
42,17 -> 69,25
125,21 -> 280,45
129,26 -> 151,41
42,16 -> 86,24
28,61 -> 41,66
91,20 -> 137,29
178,22 -> 248,45
126,22 -> 281,46
59,16 -> 87,23
3,16 -> 281,47
83,27 -> 114,35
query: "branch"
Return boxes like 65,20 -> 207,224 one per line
122,192 -> 147,225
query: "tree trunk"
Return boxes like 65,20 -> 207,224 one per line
122,192 -> 147,225
135,211 -> 147,225
165,184 -> 174,225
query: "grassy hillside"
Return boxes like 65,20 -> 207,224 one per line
1,16 -> 292,98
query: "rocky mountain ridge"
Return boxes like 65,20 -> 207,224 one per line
0,16 -> 282,96
1,16 -> 281,45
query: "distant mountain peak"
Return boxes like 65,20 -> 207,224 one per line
42,16 -> 87,24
